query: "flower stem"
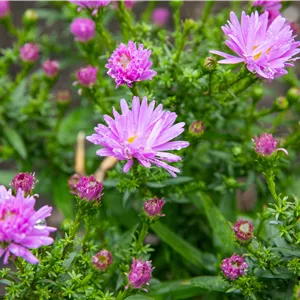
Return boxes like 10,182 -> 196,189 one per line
134,222 -> 149,253
202,1 -> 215,24
130,83 -> 140,98
117,1 -> 135,41
265,169 -> 278,203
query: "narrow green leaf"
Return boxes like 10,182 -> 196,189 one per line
151,222 -> 203,268
191,192 -> 234,254
3,127 -> 27,159
186,276 -> 230,292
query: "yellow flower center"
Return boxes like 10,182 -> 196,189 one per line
252,46 -> 271,61
127,136 -> 137,144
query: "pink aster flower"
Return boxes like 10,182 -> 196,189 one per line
105,41 -> 157,88
70,18 -> 95,42
74,175 -> 104,202
112,1 -> 135,10
0,186 -> 56,264
74,65 -> 98,88
210,11 -> 300,80
221,254 -> 248,281
253,133 -> 288,156
0,1 -> 10,18
70,1 -> 110,15
127,258 -> 154,290
86,97 -> 190,177
92,249 -> 113,271
10,172 -> 37,195
20,43 -> 40,63
144,197 -> 165,217
152,8 -> 169,27
253,1 -> 282,25
233,220 -> 253,242
43,59 -> 60,78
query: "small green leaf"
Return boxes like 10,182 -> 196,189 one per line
151,222 -> 203,268
186,276 -> 230,292
3,127 -> 27,159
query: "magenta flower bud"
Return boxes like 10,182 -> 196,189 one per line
253,133 -> 288,156
221,254 -> 248,281
152,8 -> 169,27
75,65 -> 98,88
70,18 -> 95,42
0,185 -> 56,265
92,249 -> 113,270
233,220 -> 253,242
74,175 -> 103,202
43,59 -> 60,78
19,43 -> 39,63
105,41 -> 157,88
127,258 -> 154,290
70,1 -> 110,15
113,1 -> 135,10
144,197 -> 165,217
10,172 -> 37,194
0,1 -> 10,18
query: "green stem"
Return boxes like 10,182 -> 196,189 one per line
116,289 -> 129,300
202,1 -> 215,24
130,83 -> 140,98
134,222 -> 149,253
1,17 -> 18,37
117,1 -> 135,41
265,169 -> 278,203
141,1 -> 157,23
14,257 -> 24,274
95,11 -> 114,52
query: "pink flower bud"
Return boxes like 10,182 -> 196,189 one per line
221,254 -> 248,281
75,65 -> 98,87
10,172 -> 37,194
92,249 -> 113,270
43,59 -> 60,78
233,220 -> 253,242
20,43 -> 39,63
253,133 -> 288,156
152,8 -> 169,26
74,175 -> 103,202
144,197 -> 165,217
127,258 -> 154,290
0,1 -> 10,18
70,18 -> 95,42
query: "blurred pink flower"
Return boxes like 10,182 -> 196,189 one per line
70,18 -> 95,42
43,60 -> 60,78
152,8 -> 169,26
0,0 -> 10,18
20,43 -> 40,63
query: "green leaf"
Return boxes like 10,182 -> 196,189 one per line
125,296 -> 154,300
3,127 -> 27,159
0,170 -> 16,185
186,276 -> 230,292
147,176 -> 194,188
191,191 -> 234,254
151,222 -> 203,268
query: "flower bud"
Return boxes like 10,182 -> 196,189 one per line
152,8 -> 169,27
74,175 -> 103,202
43,59 -> 60,78
23,9 -> 38,26
92,249 -> 113,271
170,1 -> 183,10
144,197 -> 165,217
251,85 -> 264,102
286,87 -> 300,103
253,133 -> 288,156
274,96 -> 288,110
68,173 -> 81,193
233,220 -> 253,242
189,121 -> 205,137
0,1 -> 10,19
75,65 -> 98,88
20,43 -> 39,63
203,57 -> 217,72
70,18 -> 95,42
10,172 -> 37,194
127,258 -> 154,289
221,254 -> 248,281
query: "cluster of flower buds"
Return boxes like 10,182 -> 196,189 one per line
10,172 -> 37,195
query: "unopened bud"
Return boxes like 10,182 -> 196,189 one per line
286,87 -> 300,103
233,220 -> 253,243
203,57 -> 217,72
56,90 -> 71,111
23,9 -> 38,26
189,121 -> 205,137
275,96 -> 288,110
92,249 -> 113,271
251,85 -> 264,102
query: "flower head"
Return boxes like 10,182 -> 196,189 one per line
74,175 -> 103,202
127,258 -> 154,289
105,41 -> 157,88
87,97 -> 190,177
75,65 -> 98,88
43,59 -> 60,78
253,133 -> 288,156
20,43 -> 40,63
112,1 -> 135,10
0,1 -> 10,18
92,249 -> 113,270
233,220 -> 253,242
189,121 -> 206,137
0,186 -> 56,264
70,18 -> 95,42
152,8 -> 169,26
70,1 -> 110,15
221,254 -> 248,281
210,11 -> 300,80
10,172 -> 37,194
144,197 -> 165,217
